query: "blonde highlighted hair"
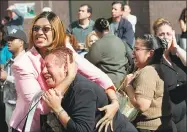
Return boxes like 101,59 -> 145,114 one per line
85,31 -> 98,49
29,11 -> 66,50
152,18 -> 172,35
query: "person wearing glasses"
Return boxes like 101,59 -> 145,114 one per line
153,18 -> 187,132
9,11 -> 120,132
123,34 -> 174,132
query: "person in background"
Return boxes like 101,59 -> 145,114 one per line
179,8 -> 187,51
42,7 -> 52,12
67,4 -> 94,56
0,25 -> 12,65
153,18 -> 187,132
1,29 -> 27,132
123,4 -> 137,34
42,47 -> 138,132
6,4 -> 24,33
10,11 -> 119,132
108,1 -> 134,48
85,18 -> 128,88
85,31 -> 99,50
1,16 -> 10,26
124,34 -> 174,132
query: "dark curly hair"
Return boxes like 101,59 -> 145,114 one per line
94,18 -> 109,33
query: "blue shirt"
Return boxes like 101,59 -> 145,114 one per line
0,44 -> 12,65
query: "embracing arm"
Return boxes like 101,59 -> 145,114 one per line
13,63 -> 50,113
66,43 -> 115,90
13,65 -> 42,102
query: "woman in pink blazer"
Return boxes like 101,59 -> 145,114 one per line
10,12 -> 120,132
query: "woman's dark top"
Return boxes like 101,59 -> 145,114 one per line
160,54 -> 187,123
61,73 -> 138,132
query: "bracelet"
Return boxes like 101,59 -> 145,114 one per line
56,108 -> 65,119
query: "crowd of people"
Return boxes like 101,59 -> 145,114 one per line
0,1 -> 186,132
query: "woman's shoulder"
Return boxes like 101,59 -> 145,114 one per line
139,65 -> 159,77
141,65 -> 157,72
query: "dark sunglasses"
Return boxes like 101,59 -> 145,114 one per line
32,25 -> 53,33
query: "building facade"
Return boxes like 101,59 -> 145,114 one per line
0,1 -> 186,38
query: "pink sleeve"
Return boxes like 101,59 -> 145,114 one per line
13,60 -> 50,114
66,43 -> 114,89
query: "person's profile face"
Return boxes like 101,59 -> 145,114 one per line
7,37 -> 23,53
89,35 -> 98,47
111,3 -> 123,18
133,40 -> 152,68
77,5 -> 91,20
32,18 -> 53,49
124,5 -> 130,13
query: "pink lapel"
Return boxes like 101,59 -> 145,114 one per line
27,47 -> 49,91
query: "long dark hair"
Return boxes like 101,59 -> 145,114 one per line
138,34 -> 168,65
179,8 -> 187,22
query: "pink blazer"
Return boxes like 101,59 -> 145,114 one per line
10,44 -> 114,131
9,50 -> 48,132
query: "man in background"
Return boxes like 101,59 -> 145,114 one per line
108,1 -> 134,48
123,4 -> 137,34
67,4 -> 94,56
5,5 -> 24,34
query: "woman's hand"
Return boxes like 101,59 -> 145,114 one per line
170,30 -> 179,53
42,89 -> 63,113
123,74 -> 135,89
96,100 -> 119,132
54,55 -> 77,95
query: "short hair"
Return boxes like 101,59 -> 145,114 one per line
112,1 -> 124,11
152,18 -> 172,35
46,47 -> 73,67
29,11 -> 66,50
80,4 -> 92,14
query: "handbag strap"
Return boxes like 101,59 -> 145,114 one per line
23,90 -> 44,132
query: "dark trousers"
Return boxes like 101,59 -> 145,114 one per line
0,102 -> 8,132
174,114 -> 186,132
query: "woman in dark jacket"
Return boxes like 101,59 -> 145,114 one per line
153,18 -> 187,132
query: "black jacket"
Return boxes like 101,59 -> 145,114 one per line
62,74 -> 138,132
